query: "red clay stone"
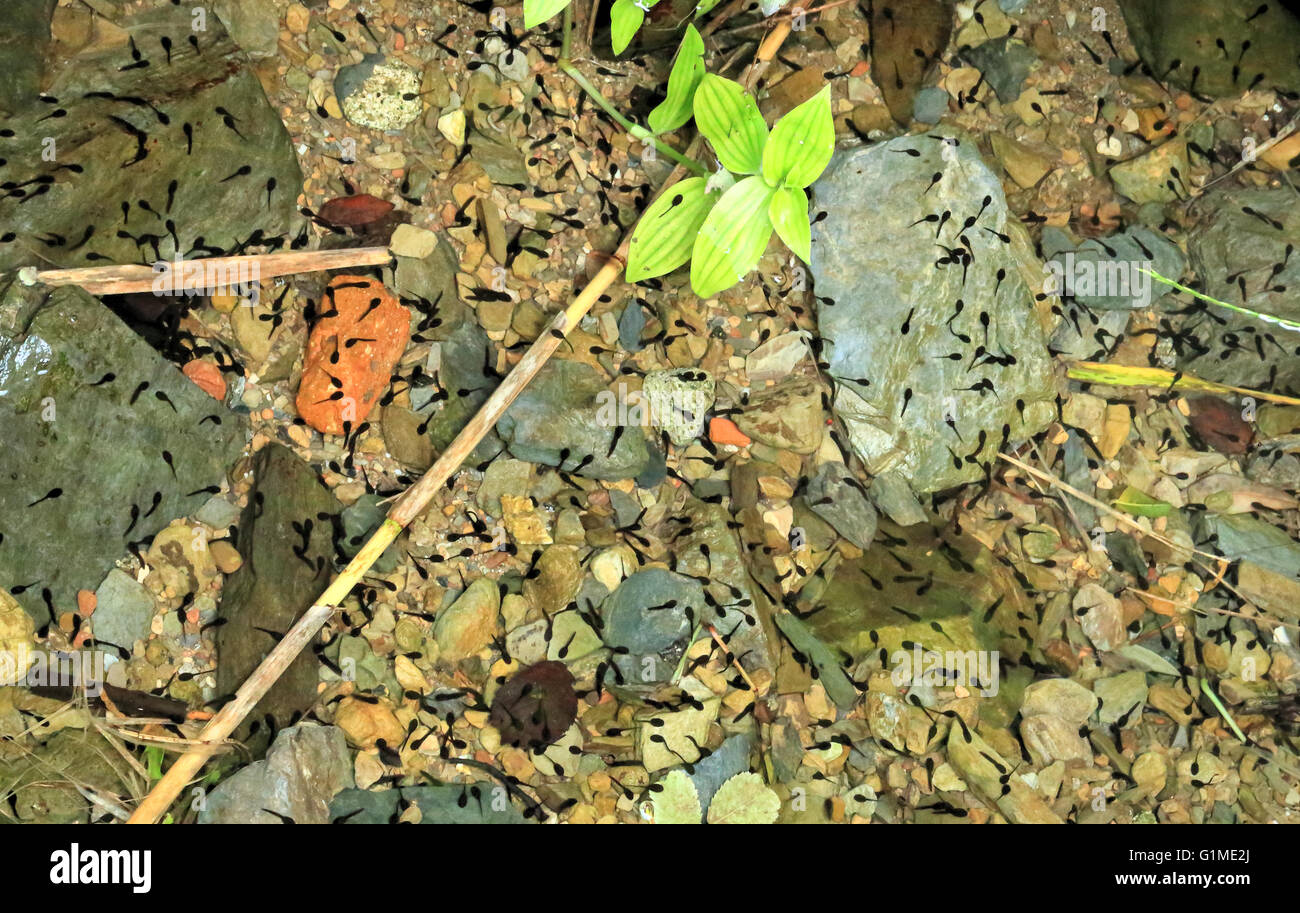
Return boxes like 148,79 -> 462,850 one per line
296,275 -> 410,435
182,359 -> 226,400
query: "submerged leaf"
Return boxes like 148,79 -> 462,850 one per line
317,194 -> 395,229
706,771 -> 780,824
1113,486 -> 1172,518
488,660 -> 578,749
627,177 -> 718,281
649,769 -> 703,824
648,25 -> 706,134
693,74 -> 768,175
690,175 -> 774,297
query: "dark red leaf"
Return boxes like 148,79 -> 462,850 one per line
489,661 -> 577,750
316,194 -> 395,229
1188,396 -> 1254,455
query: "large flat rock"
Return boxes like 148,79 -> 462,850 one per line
0,4 -> 302,272
809,132 -> 1057,493
0,278 -> 246,624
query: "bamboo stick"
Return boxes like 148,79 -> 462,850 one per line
22,247 -> 392,297
128,24 -> 793,825
126,245 -> 628,824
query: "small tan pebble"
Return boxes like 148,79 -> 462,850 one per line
76,589 -> 97,617
286,423 -> 313,449
587,771 -> 611,792
208,540 -> 244,574
286,2 -> 310,34
211,293 -> 240,313
567,805 -> 598,824
500,746 -> 535,780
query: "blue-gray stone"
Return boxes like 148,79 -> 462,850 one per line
199,723 -> 352,824
805,462 -> 877,549
0,281 -> 246,625
912,86 -> 949,124
497,358 -> 650,480
92,569 -> 155,651
618,300 -> 646,352
809,132 -> 1057,493
1041,225 -> 1185,311
689,733 -> 754,815
602,569 -> 701,654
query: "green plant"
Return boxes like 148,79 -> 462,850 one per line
627,72 -> 833,297
525,0 -> 716,55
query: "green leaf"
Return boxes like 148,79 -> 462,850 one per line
609,0 -> 645,55
706,771 -> 780,824
693,74 -> 768,175
762,85 -> 835,188
690,175 -> 774,297
768,185 -> 810,263
647,25 -> 706,134
523,0 -> 573,29
648,770 -> 703,824
1114,486 -> 1172,518
694,0 -> 724,15
626,177 -> 718,282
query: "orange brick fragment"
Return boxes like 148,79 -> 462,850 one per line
295,275 -> 410,434
709,416 -> 751,447
182,359 -> 226,400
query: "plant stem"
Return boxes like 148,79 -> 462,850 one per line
556,7 -> 706,177
1142,267 -> 1300,332
561,2 -> 573,61
559,62 -> 708,176
1200,677 -> 1248,743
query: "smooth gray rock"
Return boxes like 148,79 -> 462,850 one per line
912,86 -> 949,124
602,568 -> 700,654
467,125 -> 529,186
688,732 -> 753,816
217,444 -> 338,747
213,0 -> 281,58
867,470 -> 929,526
1095,671 -> 1148,726
0,4 -> 303,272
92,569 -> 154,650
198,723 -> 353,824
1042,225 -> 1185,310
1180,187 -> 1300,391
1049,300 -> 1130,361
497,358 -> 650,480
0,281 -> 245,624
772,611 -> 859,710
339,494 -> 398,573
195,495 -> 242,531
618,300 -> 646,352
384,315 -> 502,468
805,462 -> 877,549
329,784 -> 526,823
960,37 -> 1037,102
0,0 -> 55,115
810,132 -> 1057,493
